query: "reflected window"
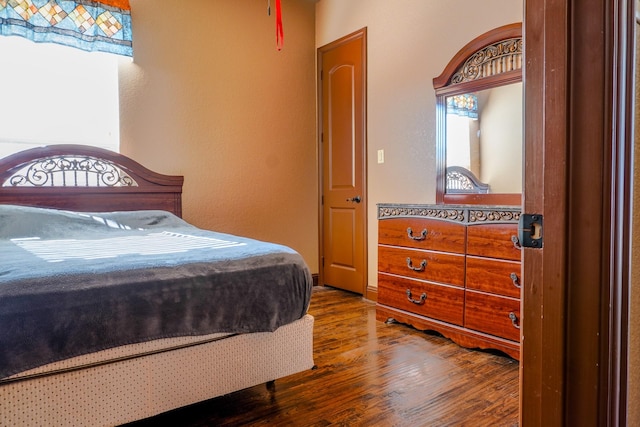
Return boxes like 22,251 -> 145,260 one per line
447,94 -> 478,118
447,94 -> 481,177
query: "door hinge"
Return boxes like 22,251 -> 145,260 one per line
518,214 -> 543,248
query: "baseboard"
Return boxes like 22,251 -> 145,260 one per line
365,285 -> 378,302
311,274 -> 376,302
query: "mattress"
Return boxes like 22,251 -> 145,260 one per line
0,205 -> 313,379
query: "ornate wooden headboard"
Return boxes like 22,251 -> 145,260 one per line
0,145 -> 184,216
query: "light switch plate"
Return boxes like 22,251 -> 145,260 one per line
377,149 -> 384,164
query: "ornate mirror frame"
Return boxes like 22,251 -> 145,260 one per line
433,22 -> 522,205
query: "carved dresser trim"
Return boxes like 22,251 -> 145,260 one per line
378,203 -> 520,225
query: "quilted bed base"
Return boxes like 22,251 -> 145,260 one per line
0,314 -> 314,427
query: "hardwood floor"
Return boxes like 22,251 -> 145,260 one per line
128,286 -> 519,426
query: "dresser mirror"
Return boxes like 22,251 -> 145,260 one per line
433,23 -> 523,205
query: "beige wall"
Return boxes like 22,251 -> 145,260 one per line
119,0 -> 522,284
316,0 -> 523,291
479,82 -> 523,193
118,0 -> 318,271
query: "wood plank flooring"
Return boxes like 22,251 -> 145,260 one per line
128,286 -> 519,426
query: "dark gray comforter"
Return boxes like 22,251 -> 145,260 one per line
0,205 -> 313,379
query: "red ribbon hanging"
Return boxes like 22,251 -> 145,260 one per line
275,0 -> 284,50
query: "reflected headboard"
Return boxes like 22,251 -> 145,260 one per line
0,145 -> 184,216
446,166 -> 490,194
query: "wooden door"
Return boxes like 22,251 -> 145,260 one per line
522,0 -> 634,425
318,29 -> 367,295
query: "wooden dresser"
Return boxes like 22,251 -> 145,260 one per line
376,203 -> 522,359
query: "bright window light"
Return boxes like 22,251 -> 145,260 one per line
0,36 -> 120,158
446,114 -> 472,170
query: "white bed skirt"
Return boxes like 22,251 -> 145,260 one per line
0,314 -> 315,427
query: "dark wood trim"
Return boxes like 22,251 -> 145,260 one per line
433,23 -> 523,89
522,0 -> 633,425
0,145 -> 184,217
602,1 -> 634,424
433,23 -> 523,207
435,70 -> 522,97
522,0 -> 569,425
0,145 -> 182,188
566,1 -> 608,423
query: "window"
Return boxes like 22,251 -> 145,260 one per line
0,36 -> 120,158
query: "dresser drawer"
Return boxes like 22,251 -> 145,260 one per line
466,223 -> 521,261
378,274 -> 464,325
378,245 -> 465,286
378,218 -> 466,253
464,290 -> 520,342
466,256 -> 521,298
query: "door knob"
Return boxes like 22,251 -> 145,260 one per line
346,195 -> 362,203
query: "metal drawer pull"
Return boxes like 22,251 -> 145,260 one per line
511,235 -> 522,249
406,257 -> 427,272
510,272 -> 521,289
509,312 -> 520,329
406,289 -> 427,305
407,227 -> 428,241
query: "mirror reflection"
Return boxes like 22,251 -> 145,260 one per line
445,82 -> 523,195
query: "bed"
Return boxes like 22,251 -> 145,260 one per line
0,145 -> 315,426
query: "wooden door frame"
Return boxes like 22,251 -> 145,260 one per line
317,28 -> 369,297
522,0 -> 634,425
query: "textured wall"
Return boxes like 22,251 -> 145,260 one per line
118,0 -> 318,271
315,0 -> 523,291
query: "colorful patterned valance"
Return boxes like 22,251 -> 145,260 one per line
0,0 -> 132,56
